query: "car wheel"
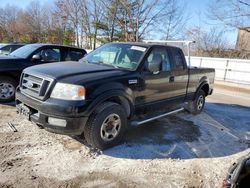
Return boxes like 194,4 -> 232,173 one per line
84,102 -> 127,150
185,90 -> 206,115
0,76 -> 17,103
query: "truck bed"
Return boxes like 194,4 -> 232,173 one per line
187,67 -> 215,96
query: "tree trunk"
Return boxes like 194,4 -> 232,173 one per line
93,28 -> 98,50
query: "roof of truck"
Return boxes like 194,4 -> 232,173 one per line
113,42 -> 180,49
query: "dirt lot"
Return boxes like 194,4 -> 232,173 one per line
0,85 -> 250,188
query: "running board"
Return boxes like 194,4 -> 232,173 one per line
131,108 -> 184,126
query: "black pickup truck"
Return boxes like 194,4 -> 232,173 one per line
16,42 -> 215,149
0,44 -> 86,102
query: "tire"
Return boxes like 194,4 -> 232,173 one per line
84,102 -> 127,150
185,90 -> 206,115
0,76 -> 18,103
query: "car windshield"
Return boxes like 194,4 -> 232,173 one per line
9,45 -> 40,58
81,43 -> 147,70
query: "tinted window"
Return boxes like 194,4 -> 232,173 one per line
172,50 -> 185,70
146,47 -> 171,72
65,49 -> 84,61
35,48 -> 61,62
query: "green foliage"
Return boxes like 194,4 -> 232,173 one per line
63,29 -> 75,45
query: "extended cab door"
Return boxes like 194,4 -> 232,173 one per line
169,48 -> 189,102
136,46 -> 174,105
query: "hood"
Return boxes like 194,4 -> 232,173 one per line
0,55 -> 23,61
23,61 -> 129,81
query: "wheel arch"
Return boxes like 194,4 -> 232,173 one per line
85,89 -> 135,118
0,71 -> 21,83
196,81 -> 210,97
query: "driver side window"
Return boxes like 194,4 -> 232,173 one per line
146,48 -> 171,72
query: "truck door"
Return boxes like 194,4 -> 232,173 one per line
136,46 -> 175,106
169,48 -> 189,102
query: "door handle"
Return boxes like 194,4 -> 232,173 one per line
169,76 -> 175,82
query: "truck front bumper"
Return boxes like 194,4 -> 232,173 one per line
15,88 -> 88,135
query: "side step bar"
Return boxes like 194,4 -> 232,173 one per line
131,107 -> 184,126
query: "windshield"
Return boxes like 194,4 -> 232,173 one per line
82,43 -> 147,70
9,45 -> 40,58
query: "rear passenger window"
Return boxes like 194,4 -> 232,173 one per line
172,50 -> 185,70
65,49 -> 85,61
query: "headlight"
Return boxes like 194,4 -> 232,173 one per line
50,83 -> 86,100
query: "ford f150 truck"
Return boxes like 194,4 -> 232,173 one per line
16,42 -> 215,149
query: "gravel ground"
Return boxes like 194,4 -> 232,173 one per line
0,87 -> 250,188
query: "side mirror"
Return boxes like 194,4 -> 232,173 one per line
32,54 -> 41,61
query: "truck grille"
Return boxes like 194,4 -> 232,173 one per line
21,73 -> 53,100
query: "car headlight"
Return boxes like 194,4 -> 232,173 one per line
50,83 -> 86,100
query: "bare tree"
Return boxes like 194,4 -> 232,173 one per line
25,1 -> 48,42
0,0 -> 189,47
90,0 -> 107,49
0,5 -> 22,42
55,0 -> 83,47
158,0 -> 188,39
208,0 -> 250,31
99,0 -> 120,42
186,26 -> 230,57
78,0 -> 92,48
103,0 -> 168,42
108,0 -> 188,41
53,1 -> 75,44
107,0 -> 119,42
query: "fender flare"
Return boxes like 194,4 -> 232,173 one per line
84,89 -> 135,118
194,81 -> 209,98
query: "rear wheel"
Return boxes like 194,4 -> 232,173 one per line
84,102 -> 127,150
185,90 -> 206,115
0,76 -> 17,103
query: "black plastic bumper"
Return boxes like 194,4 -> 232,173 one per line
16,88 -> 88,135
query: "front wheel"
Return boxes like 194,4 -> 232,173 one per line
0,76 -> 17,103
84,102 -> 127,150
185,90 -> 206,115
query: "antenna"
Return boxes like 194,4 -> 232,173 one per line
142,40 -> 195,67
